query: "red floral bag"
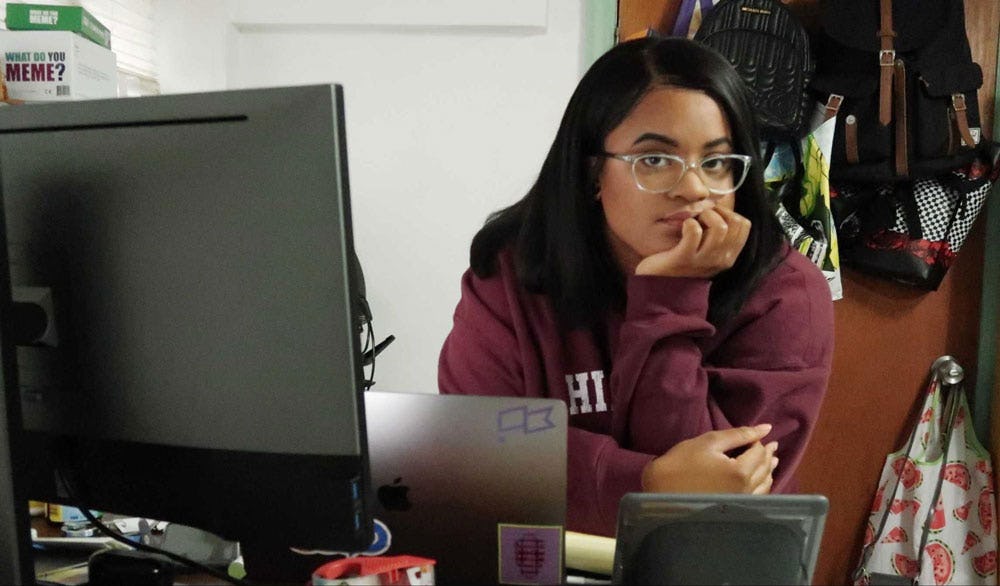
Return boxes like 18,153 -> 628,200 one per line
831,142 -> 999,290
853,357 -> 998,585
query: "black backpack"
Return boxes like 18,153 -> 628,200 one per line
811,0 -> 984,183
694,0 -> 814,144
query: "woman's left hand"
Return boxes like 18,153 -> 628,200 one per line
640,425 -> 779,494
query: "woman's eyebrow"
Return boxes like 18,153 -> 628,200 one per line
632,132 -> 677,147
704,137 -> 734,149
631,133 -> 734,149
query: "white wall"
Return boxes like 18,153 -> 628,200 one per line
154,0 -> 592,393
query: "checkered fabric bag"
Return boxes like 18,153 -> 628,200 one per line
831,141 -> 999,290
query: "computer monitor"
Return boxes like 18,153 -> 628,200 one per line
0,84 -> 373,582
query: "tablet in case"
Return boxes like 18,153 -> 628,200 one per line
612,493 -> 828,585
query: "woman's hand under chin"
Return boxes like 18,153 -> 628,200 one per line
635,206 -> 751,279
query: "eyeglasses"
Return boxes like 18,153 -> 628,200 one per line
599,152 -> 752,195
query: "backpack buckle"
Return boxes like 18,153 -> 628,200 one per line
879,50 -> 895,67
824,94 -> 844,121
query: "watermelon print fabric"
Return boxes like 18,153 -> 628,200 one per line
853,366 -> 998,585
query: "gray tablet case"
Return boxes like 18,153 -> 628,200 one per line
365,391 -> 568,585
612,493 -> 828,585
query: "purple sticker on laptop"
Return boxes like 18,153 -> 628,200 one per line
498,524 -> 563,585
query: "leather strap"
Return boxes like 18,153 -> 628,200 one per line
823,94 -> 844,121
878,0 -> 896,126
952,93 -> 977,150
845,115 -> 859,164
894,59 -> 909,178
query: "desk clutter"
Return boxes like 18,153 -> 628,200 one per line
30,503 -> 610,585
29,503 -> 242,585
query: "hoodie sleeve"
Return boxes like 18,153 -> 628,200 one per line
612,252 -> 834,499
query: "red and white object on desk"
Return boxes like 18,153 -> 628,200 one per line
311,555 -> 436,585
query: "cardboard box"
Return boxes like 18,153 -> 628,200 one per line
0,31 -> 117,101
5,3 -> 111,49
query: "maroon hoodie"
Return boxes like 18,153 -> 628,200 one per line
438,245 -> 834,536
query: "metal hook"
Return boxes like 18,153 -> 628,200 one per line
932,355 -> 965,385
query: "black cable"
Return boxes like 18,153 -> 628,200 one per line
361,328 -> 372,358
361,321 -> 373,390
360,303 -> 373,360
360,297 -> 376,390
54,468 -> 251,586
368,336 -> 395,362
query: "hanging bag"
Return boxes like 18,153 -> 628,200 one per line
832,142 -> 999,290
853,356 -> 999,585
812,0 -> 984,183
693,0 -> 813,144
765,107 -> 843,300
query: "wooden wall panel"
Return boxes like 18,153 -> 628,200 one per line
618,0 -> 681,39
616,1 -> 1000,584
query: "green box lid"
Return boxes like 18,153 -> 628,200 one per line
5,3 -> 111,49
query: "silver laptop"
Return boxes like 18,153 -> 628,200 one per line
364,391 -> 567,585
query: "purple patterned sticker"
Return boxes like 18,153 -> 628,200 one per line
498,524 -> 563,585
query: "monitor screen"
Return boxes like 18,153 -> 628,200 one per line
0,84 -> 373,580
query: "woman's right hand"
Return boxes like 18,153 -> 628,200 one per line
640,424 -> 779,494
635,206 -> 751,279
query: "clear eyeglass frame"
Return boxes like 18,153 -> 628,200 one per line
600,152 -> 753,195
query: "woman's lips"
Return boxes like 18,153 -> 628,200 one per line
658,211 -> 696,224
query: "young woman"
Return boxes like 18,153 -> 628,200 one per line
438,37 -> 834,536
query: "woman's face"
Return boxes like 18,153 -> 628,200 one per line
597,86 -> 737,274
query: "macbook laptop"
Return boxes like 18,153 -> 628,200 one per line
364,391 -> 568,585
612,493 -> 829,585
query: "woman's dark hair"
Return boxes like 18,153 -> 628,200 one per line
470,37 -> 785,329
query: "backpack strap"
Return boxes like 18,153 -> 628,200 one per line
878,0 -> 896,126
951,94 -> 977,150
846,115 -> 860,164
822,94 -> 843,122
893,58 -> 909,177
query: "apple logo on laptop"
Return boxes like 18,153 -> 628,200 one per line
377,477 -> 412,511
